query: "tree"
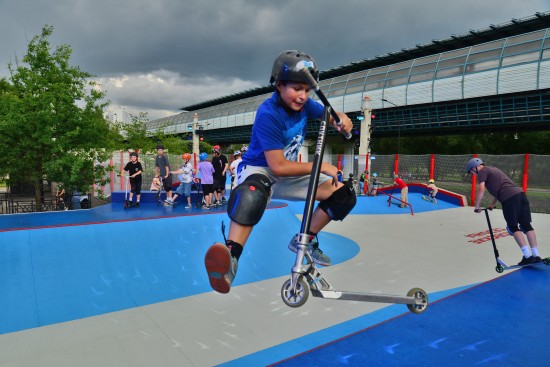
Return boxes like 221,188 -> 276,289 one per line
119,112 -> 155,153
0,25 -> 120,209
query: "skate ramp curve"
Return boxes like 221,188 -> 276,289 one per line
0,202 -> 359,335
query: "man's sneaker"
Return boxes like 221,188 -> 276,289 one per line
184,204 -> 192,209
205,243 -> 238,294
533,256 -> 543,263
288,235 -> 332,266
518,256 -> 536,266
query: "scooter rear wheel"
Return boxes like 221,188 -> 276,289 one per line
281,278 -> 309,308
406,287 -> 428,314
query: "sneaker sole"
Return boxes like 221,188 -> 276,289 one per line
287,244 -> 331,267
205,243 -> 232,293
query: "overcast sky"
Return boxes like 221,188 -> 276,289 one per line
1,0 -> 548,120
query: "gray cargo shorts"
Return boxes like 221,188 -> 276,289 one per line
236,165 -> 332,201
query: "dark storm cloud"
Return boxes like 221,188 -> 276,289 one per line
1,0 -> 547,118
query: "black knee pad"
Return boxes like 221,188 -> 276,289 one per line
506,225 -> 520,235
227,174 -> 272,226
318,184 -> 357,221
519,222 -> 533,233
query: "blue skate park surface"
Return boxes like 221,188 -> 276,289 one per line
1,186 -> 549,366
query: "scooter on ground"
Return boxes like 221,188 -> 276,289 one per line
481,207 -> 549,273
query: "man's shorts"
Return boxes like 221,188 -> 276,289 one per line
162,174 -> 173,192
236,165 -> 332,201
201,184 -> 214,196
213,178 -> 224,192
502,192 -> 532,227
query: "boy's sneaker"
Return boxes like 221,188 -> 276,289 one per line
221,197 -> 227,203
205,243 -> 238,294
533,256 -> 543,263
518,256 -> 536,266
202,204 -> 210,209
184,204 -> 192,209
135,202 -> 140,208
288,235 -> 331,266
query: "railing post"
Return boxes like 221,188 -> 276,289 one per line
120,151 -> 125,191
429,154 -> 435,180
470,153 -> 478,206
522,153 -> 529,192
109,154 -> 115,194
394,154 -> 399,176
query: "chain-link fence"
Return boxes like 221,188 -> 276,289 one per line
363,153 -> 549,213
3,152 -> 548,214
277,152 -> 549,213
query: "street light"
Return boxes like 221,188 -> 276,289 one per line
381,98 -> 400,155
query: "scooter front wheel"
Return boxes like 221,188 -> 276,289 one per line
406,287 -> 428,314
496,265 -> 504,273
281,278 -> 309,308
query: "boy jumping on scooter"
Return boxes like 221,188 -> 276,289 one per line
204,50 -> 355,294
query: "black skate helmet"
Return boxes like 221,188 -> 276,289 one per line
269,50 -> 319,85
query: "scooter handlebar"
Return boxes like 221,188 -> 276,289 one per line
298,67 -> 353,140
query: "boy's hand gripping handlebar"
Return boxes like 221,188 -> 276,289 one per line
298,65 -> 353,140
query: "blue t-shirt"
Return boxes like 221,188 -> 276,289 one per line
241,92 -> 324,168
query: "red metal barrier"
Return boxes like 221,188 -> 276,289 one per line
470,154 -> 477,206
522,153 -> 529,192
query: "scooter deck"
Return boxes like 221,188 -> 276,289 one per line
421,195 -> 437,203
495,257 -> 550,273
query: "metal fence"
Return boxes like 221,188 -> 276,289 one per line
109,152 -> 549,214
355,153 -> 549,213
0,192 -> 92,214
5,152 -> 546,215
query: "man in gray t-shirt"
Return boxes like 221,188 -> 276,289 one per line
155,145 -> 173,203
467,158 -> 542,266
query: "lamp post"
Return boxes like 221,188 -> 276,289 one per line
381,98 -> 400,155
192,113 -> 199,159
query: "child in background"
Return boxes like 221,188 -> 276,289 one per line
426,179 -> 438,204
155,144 -> 173,205
150,176 -> 161,191
171,153 -> 195,208
229,150 -> 242,191
122,152 -> 143,207
393,174 -> 408,208
197,152 -> 215,209
371,173 -> 379,196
